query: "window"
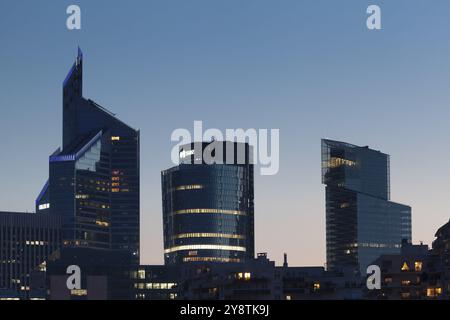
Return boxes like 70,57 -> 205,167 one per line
414,261 -> 423,272
427,288 -> 442,298
401,262 -> 410,271
138,269 -> 146,280
313,282 -> 320,291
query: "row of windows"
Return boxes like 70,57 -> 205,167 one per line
172,233 -> 245,240
164,244 -> 247,254
182,256 -> 242,263
173,209 -> 246,216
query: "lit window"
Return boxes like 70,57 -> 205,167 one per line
401,280 -> 411,286
236,272 -> 251,280
328,157 -> 356,168
138,269 -> 146,279
414,261 -> 423,272
286,295 -> 292,300
111,136 -> 120,141
38,203 -> 50,210
175,185 -> 203,191
313,282 -> 320,291
427,288 -> 442,298
401,262 -> 410,271
165,244 -> 246,254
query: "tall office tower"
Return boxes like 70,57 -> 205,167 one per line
161,141 -> 254,265
0,211 -> 61,297
36,49 -> 140,261
321,139 -> 412,274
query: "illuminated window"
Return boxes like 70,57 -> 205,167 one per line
165,244 -> 246,254
95,220 -> 109,227
427,288 -> 442,298
111,188 -> 120,193
183,257 -> 241,263
111,136 -> 120,141
401,280 -> 411,286
328,157 -> 356,168
414,261 -> 423,272
401,262 -> 410,271
174,208 -> 246,216
236,272 -> 251,280
176,185 -> 203,191
313,283 -> 320,291
138,269 -> 146,280
172,233 -> 245,240
38,203 -> 50,210
384,277 -> 393,284
286,295 -> 292,300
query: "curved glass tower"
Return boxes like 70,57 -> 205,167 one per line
161,141 -> 254,265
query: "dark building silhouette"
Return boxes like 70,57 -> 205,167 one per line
0,211 -> 61,298
161,141 -> 254,265
367,220 -> 450,300
146,253 -> 363,300
36,48 -> 140,261
44,247 -> 134,300
321,139 -> 411,274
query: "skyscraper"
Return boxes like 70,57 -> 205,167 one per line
36,48 -> 140,260
161,141 -> 254,265
321,139 -> 411,274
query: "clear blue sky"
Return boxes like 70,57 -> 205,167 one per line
1,0 -> 450,266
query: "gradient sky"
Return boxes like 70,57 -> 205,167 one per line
1,0 -> 450,267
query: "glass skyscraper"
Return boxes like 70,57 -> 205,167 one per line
161,141 -> 254,265
321,139 -> 411,274
36,48 -> 140,260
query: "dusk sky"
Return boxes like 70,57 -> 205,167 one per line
1,0 -> 450,267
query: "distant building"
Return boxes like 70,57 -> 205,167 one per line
44,247 -> 134,300
132,265 -> 180,300
161,141 -> 254,265
36,48 -> 140,261
175,253 -> 364,300
0,211 -> 60,298
321,139 -> 412,274
367,220 -> 450,300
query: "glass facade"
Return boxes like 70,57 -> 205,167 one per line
36,49 -> 140,261
161,142 -> 254,265
321,139 -> 411,274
